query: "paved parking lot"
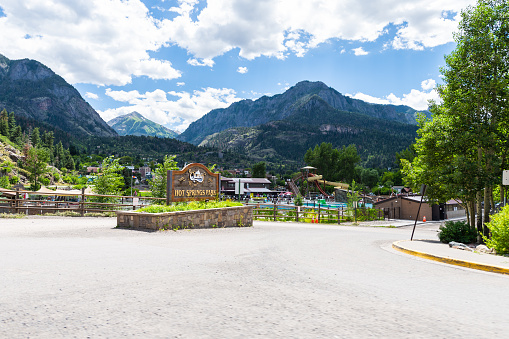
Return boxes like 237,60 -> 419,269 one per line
1,217 -> 508,338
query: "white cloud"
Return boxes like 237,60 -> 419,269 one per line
237,67 -> 248,74
346,78 -> 440,110
421,79 -> 436,91
353,47 -> 369,56
0,0 -> 476,87
0,0 -> 181,85
162,0 -> 476,61
101,87 -> 242,131
187,58 -> 215,67
85,92 -> 99,100
176,82 -> 185,87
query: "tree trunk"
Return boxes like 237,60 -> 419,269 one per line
476,190 -> 483,243
484,187 -> 490,224
470,200 -> 476,231
465,201 -> 471,229
490,188 -> 494,211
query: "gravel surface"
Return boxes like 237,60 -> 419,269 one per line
1,217 -> 508,338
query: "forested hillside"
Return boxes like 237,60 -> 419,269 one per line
200,95 -> 418,168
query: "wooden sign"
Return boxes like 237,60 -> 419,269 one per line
166,163 -> 220,204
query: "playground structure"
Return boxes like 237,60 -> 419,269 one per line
288,172 -> 349,198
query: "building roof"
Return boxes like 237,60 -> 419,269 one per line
221,177 -> 271,184
245,188 -> 273,193
375,195 -> 463,205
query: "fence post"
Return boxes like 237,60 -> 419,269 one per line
273,201 -> 277,222
318,204 -> 321,223
338,207 -> 341,224
15,188 -> 19,215
296,206 -> 299,222
80,187 -> 85,216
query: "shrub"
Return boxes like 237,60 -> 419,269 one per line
294,194 -> 303,206
137,200 -> 242,213
0,175 -> 11,189
483,205 -> 509,254
438,220 -> 477,244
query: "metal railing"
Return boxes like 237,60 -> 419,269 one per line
247,202 -> 384,224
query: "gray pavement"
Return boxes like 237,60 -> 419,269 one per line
350,217 -> 509,274
1,216 -> 509,338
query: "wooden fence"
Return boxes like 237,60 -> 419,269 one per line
247,202 -> 384,224
0,188 -> 389,222
0,188 -> 165,216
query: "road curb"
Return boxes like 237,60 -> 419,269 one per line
392,240 -> 509,275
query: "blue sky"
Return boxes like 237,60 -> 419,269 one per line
0,0 -> 476,132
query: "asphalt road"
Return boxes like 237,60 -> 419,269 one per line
1,217 -> 508,338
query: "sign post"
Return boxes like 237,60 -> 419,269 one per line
235,178 -> 244,201
411,184 -> 427,241
503,170 -> 509,206
166,163 -> 220,204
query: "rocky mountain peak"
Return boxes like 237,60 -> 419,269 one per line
0,54 -> 117,137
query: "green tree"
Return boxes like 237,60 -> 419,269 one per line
10,126 -> 22,145
149,155 -> 179,200
54,141 -> 65,169
252,162 -> 266,178
24,147 -> 50,191
8,112 -> 16,136
304,142 -> 340,181
402,0 -> 509,235
93,156 -> 124,197
360,168 -> 379,189
0,109 -> 9,137
30,127 -> 41,148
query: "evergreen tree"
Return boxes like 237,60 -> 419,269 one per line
8,112 -> 16,136
0,109 -> 9,137
54,141 -> 65,168
24,146 -> 50,191
30,127 -> 41,148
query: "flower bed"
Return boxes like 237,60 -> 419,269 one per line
116,202 -> 253,230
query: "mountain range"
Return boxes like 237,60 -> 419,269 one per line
107,112 -> 179,138
178,81 -> 428,145
0,53 -> 116,137
178,81 -> 425,168
0,54 -> 423,168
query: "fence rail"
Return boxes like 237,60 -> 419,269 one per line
0,188 -> 165,216
1,188 -> 391,222
247,202 -> 384,224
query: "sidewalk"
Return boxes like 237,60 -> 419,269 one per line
393,239 -> 509,275
356,217 -> 509,275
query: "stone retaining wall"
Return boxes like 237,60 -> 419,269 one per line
116,205 -> 253,230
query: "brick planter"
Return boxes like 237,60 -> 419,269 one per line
116,205 -> 253,230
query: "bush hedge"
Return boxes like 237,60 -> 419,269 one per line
136,200 -> 243,213
438,220 -> 477,244
483,205 -> 509,254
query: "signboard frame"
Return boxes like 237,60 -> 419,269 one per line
503,170 -> 509,185
166,163 -> 220,204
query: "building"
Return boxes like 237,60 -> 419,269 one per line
220,177 -> 273,197
138,166 -> 152,178
374,195 -> 466,220
86,167 -> 100,174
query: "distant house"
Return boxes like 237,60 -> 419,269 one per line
138,166 -> 151,178
374,195 -> 466,220
86,167 -> 100,174
220,177 -> 273,197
